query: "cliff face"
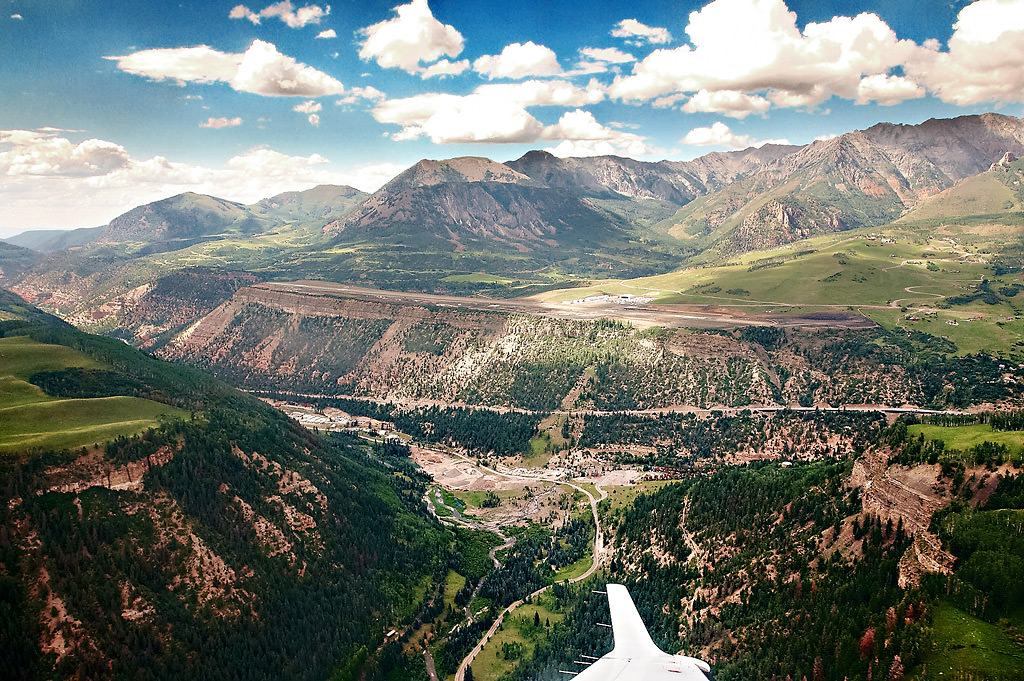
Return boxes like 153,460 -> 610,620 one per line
506,146 -> 800,203
21,269 -> 262,348
158,285 -> 1017,412
162,287 -> 512,403
728,198 -> 847,253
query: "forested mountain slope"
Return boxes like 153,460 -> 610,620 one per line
0,289 -> 449,681
509,424 -> 1024,681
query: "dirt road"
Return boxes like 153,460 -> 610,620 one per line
450,458 -> 607,681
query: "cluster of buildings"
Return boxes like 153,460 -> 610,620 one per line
563,292 -> 654,305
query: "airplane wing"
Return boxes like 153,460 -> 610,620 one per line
569,584 -> 710,681
606,582 -> 666,658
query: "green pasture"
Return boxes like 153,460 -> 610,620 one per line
0,335 -> 102,378
909,601 -> 1024,681
470,593 -> 564,681
907,424 -> 1024,455
0,336 -> 185,453
0,396 -> 185,452
530,221 -> 1024,356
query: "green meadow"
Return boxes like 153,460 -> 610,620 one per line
0,336 -> 185,453
909,601 -> 1024,680
533,221 -> 1024,357
470,592 -> 565,681
907,424 -> 1024,455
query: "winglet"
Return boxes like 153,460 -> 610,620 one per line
606,584 -> 665,659
679,656 -> 712,673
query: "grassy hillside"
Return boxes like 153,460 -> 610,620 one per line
911,601 -> 1024,680
0,335 -> 185,452
897,175 -> 1018,224
534,220 -> 1024,357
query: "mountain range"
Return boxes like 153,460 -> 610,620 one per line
6,114 -> 1020,258
321,113 -> 1024,257
3,112 -> 1024,322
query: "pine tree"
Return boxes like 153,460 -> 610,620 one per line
888,655 -> 904,681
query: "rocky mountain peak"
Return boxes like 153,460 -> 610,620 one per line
393,156 -> 534,189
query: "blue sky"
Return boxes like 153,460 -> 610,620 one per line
1,0 -> 1023,235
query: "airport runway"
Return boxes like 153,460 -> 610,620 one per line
255,280 -> 875,329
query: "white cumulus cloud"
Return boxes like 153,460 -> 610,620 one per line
611,19 -> 672,45
421,58 -> 470,78
680,121 -> 789,149
474,79 -> 606,108
229,2 -> 329,28
905,0 -> 1024,105
199,117 -> 243,128
335,86 -> 387,107
681,89 -> 772,118
542,110 -> 658,157
610,0 -> 1024,109
232,39 -> 345,96
572,47 -> 635,75
0,130 -> 404,233
609,0 -> 919,110
474,41 -> 562,79
106,45 -> 242,86
855,74 -> 925,105
373,79 -> 606,144
579,47 -> 635,64
377,93 -> 544,144
372,84 -> 651,155
107,40 -> 345,97
0,130 -> 130,177
358,0 -> 464,75
293,100 -> 322,126
316,29 -> 337,39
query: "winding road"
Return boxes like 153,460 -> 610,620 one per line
450,463 -> 608,681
